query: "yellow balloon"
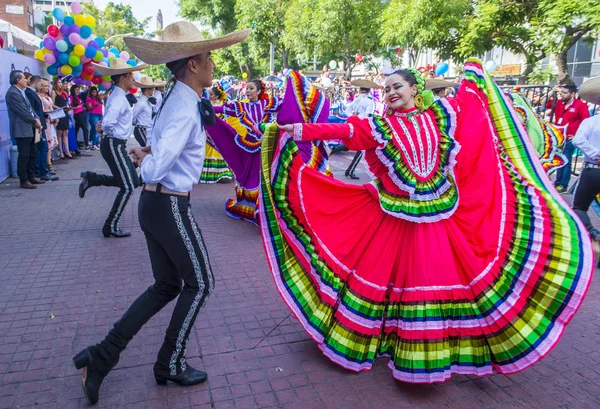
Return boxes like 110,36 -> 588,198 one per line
74,14 -> 86,27
242,72 -> 248,79
85,16 -> 96,28
42,48 -> 53,55
34,50 -> 44,61
73,44 -> 85,56
61,65 -> 73,75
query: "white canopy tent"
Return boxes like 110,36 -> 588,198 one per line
0,19 -> 42,56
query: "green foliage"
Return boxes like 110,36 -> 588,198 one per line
143,64 -> 171,81
82,2 -> 150,53
381,0 -> 471,64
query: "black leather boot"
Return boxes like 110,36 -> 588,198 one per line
154,366 -> 208,386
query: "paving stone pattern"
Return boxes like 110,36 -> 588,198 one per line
0,148 -> 599,409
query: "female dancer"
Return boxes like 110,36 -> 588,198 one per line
209,79 -> 283,222
208,74 -> 330,224
265,60 -> 593,383
132,76 -> 157,147
53,79 -> 72,159
200,84 -> 233,183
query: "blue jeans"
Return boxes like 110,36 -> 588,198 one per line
35,130 -> 49,177
89,114 -> 103,146
555,141 -> 575,188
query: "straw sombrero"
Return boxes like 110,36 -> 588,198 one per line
425,79 -> 459,90
124,21 -> 251,65
350,79 -> 382,89
579,77 -> 600,105
92,58 -> 147,76
133,75 -> 161,88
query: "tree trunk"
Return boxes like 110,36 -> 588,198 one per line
555,50 -> 569,77
519,63 -> 532,85
282,48 -> 289,69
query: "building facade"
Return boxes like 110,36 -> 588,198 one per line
1,0 -> 35,33
32,0 -> 93,14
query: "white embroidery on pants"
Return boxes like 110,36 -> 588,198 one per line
169,196 -> 205,376
187,207 -> 215,293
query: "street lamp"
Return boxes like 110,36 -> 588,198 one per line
105,33 -> 134,45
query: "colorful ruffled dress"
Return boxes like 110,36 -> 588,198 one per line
207,71 -> 331,224
510,92 -> 567,174
200,101 -> 234,184
259,60 -> 594,383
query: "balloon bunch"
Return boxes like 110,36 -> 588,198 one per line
34,2 -> 138,90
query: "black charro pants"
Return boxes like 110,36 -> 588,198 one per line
133,126 -> 147,147
16,137 -> 37,183
87,137 -> 140,233
573,167 -> 600,240
345,151 -> 363,176
90,191 -> 214,376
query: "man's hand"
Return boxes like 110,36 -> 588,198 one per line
96,121 -> 103,134
594,155 -> 600,164
34,119 -> 42,129
130,146 -> 151,167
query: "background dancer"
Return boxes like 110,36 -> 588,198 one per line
132,75 -> 158,147
78,58 -> 147,238
72,21 -> 250,405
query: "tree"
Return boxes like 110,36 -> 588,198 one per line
143,64 -> 171,81
236,0 -> 290,73
380,0 -> 471,66
82,2 -> 150,53
178,0 -> 254,77
284,0 -> 385,79
535,0 -> 600,76
456,0 -> 545,83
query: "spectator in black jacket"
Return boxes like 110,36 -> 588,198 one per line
5,70 -> 43,189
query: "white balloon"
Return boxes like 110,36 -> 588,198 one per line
133,72 -> 143,81
484,60 -> 497,72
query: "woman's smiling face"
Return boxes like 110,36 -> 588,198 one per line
384,73 -> 417,111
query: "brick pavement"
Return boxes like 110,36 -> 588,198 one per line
0,147 -> 599,409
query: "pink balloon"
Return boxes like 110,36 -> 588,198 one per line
80,56 -> 91,63
69,33 -> 81,44
99,61 -> 108,67
101,81 -> 112,89
44,54 -> 56,64
119,51 -> 130,61
71,1 -> 82,14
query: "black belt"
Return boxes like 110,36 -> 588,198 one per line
584,162 -> 600,169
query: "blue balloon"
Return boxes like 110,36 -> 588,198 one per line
52,8 -> 65,22
80,25 -> 92,39
101,58 -> 110,65
72,64 -> 83,75
95,37 -> 105,48
55,40 -> 68,52
39,41 -> 43,49
435,62 -> 449,76
63,16 -> 74,26
85,46 -> 97,59
127,59 -> 137,67
47,64 -> 59,76
58,53 -> 70,65
109,48 -> 119,56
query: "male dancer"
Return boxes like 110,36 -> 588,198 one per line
132,75 -> 158,147
78,58 -> 146,238
343,81 -> 376,179
72,21 -> 250,405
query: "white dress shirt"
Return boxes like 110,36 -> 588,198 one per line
132,95 -> 154,128
345,94 -> 375,119
101,86 -> 132,140
141,81 -> 206,193
572,115 -> 600,164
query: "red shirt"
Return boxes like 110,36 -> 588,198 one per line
553,98 -> 590,139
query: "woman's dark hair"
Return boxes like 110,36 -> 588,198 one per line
89,86 -> 100,100
250,79 -> 265,94
110,73 -> 129,86
388,69 -> 418,88
166,56 -> 195,80
70,84 -> 80,97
